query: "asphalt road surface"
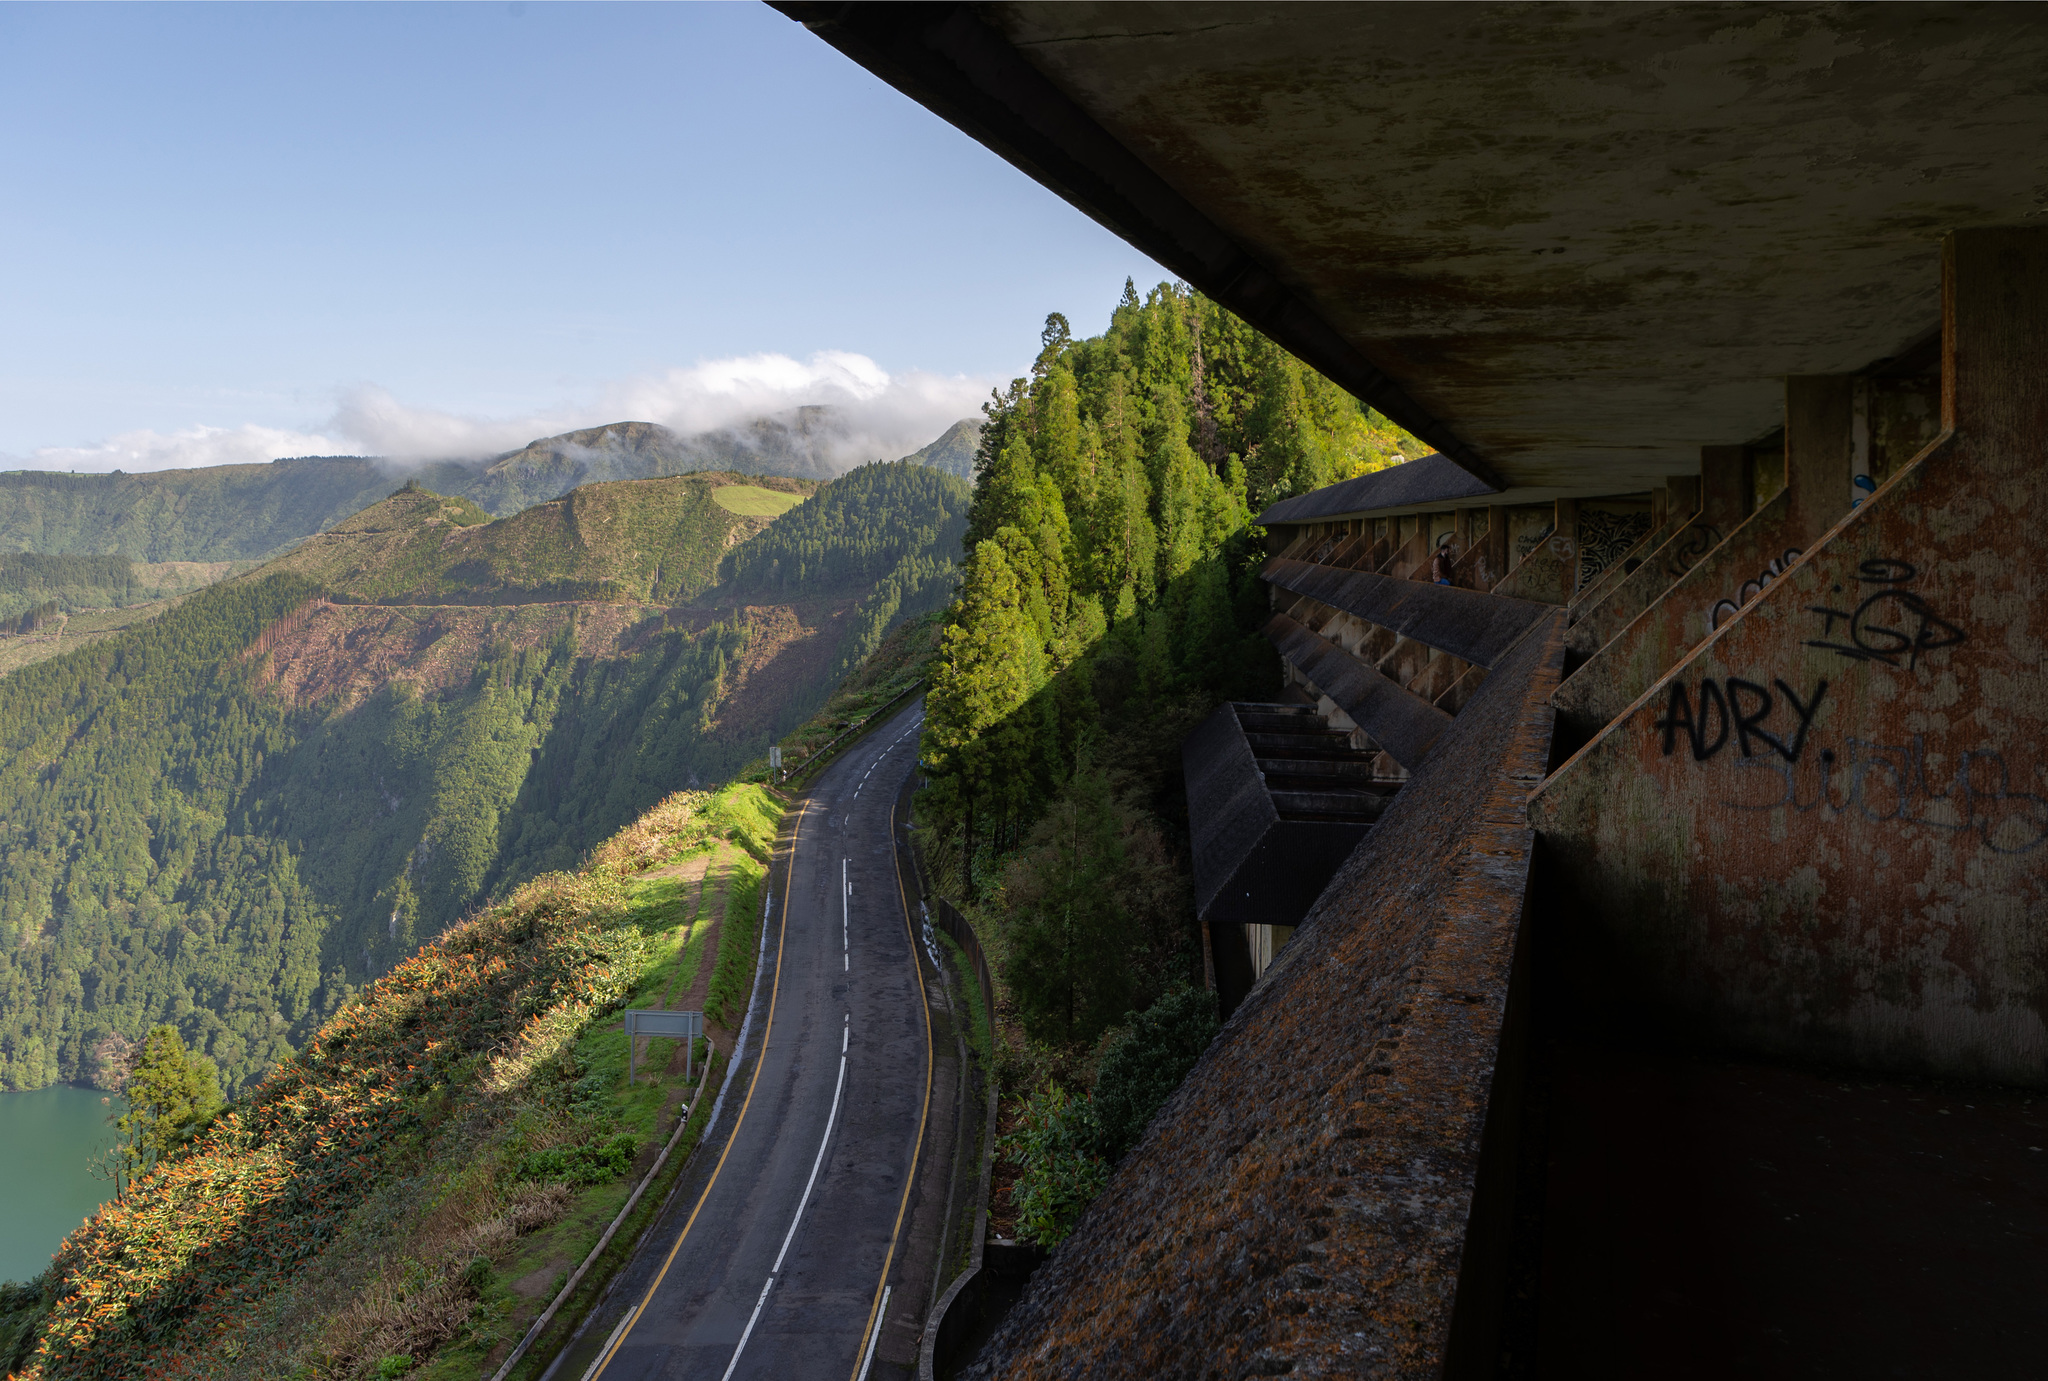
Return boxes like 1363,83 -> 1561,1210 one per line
545,699 -> 947,1381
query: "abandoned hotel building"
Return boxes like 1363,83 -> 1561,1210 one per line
783,5 -> 2047,1377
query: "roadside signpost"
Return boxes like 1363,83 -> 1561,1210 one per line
623,1009 -> 704,1084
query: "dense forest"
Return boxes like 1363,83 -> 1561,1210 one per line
918,281 -> 1416,1236
0,462 -> 965,1097
0,553 -> 239,626
722,459 -> 970,682
924,278 -> 1411,939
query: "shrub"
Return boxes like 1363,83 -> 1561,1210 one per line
1000,1082 -> 1107,1246
1091,986 -> 1219,1162
515,1132 -> 638,1186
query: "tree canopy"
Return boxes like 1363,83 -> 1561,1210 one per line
920,280 -> 1418,1034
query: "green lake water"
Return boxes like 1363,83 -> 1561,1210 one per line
0,1086 -> 124,1283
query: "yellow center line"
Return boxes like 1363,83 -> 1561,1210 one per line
846,778 -> 937,1381
587,795 -> 806,1379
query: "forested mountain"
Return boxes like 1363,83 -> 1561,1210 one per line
267,472 -> 813,606
0,554 -> 244,629
722,460 -> 970,683
902,418 -> 981,478
462,408 -> 932,512
0,459 -> 454,565
0,412 -> 977,564
921,280 -> 1418,1043
0,463 -> 963,1096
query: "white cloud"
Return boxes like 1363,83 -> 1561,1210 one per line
8,353 -> 989,476
337,351 -> 988,472
8,423 -> 350,474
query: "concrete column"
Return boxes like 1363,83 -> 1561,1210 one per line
1665,475 -> 1701,520
1485,506 -> 1507,576
1784,375 -> 1854,544
1699,445 -> 1748,529
1945,227 -> 2047,457
1552,497 -> 1580,595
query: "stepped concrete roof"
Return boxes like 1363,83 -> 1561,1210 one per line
775,2 -> 2048,497
1255,452 -> 1496,526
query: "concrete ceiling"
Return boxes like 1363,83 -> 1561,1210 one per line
776,2 -> 2048,495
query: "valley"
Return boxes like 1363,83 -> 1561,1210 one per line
0,459 -> 968,1100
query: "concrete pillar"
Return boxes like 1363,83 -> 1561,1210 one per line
1699,445 -> 1748,529
1552,497 -> 1580,595
1784,375 -> 1854,543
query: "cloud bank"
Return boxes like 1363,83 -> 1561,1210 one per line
5,353 -> 990,476
12,423 -> 353,474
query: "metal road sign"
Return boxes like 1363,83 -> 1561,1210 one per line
624,1008 -> 704,1083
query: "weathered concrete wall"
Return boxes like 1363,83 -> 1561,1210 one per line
1530,229 -> 2048,1086
961,611 -> 1566,1381
1552,374 -> 1897,739
1493,502 -> 1577,604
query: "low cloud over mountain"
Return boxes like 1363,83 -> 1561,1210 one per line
6,351 -> 990,476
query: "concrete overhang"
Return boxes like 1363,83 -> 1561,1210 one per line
772,1 -> 2048,497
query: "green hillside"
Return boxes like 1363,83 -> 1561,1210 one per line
722,459 -> 969,681
903,417 -> 981,478
911,281 -> 1425,1244
0,462 -> 961,1099
0,458 -> 473,564
264,472 -> 813,606
0,782 -> 783,1381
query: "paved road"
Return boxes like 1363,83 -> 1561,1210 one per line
546,699 -> 945,1381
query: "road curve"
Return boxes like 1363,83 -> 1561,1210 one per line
542,698 -> 943,1381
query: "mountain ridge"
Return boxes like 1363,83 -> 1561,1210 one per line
0,411 -> 982,564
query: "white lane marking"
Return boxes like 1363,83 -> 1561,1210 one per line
774,1033 -> 848,1273
718,1016 -> 851,1380
855,1285 -> 891,1381
719,1275 -> 776,1381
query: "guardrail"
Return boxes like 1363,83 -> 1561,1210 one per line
778,677 -> 926,788
900,809 -> 1004,1381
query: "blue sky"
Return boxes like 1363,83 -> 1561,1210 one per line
0,2 -> 1167,470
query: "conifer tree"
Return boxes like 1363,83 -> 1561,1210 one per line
920,275 -> 1423,995
111,1024 -> 223,1191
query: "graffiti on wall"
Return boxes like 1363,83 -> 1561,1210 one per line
1804,560 -> 1965,669
1577,509 -> 1653,586
1655,677 -> 1829,763
1721,735 -> 2047,855
1659,523 -> 1724,581
1649,556 -> 2039,854
1708,548 -> 1804,631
